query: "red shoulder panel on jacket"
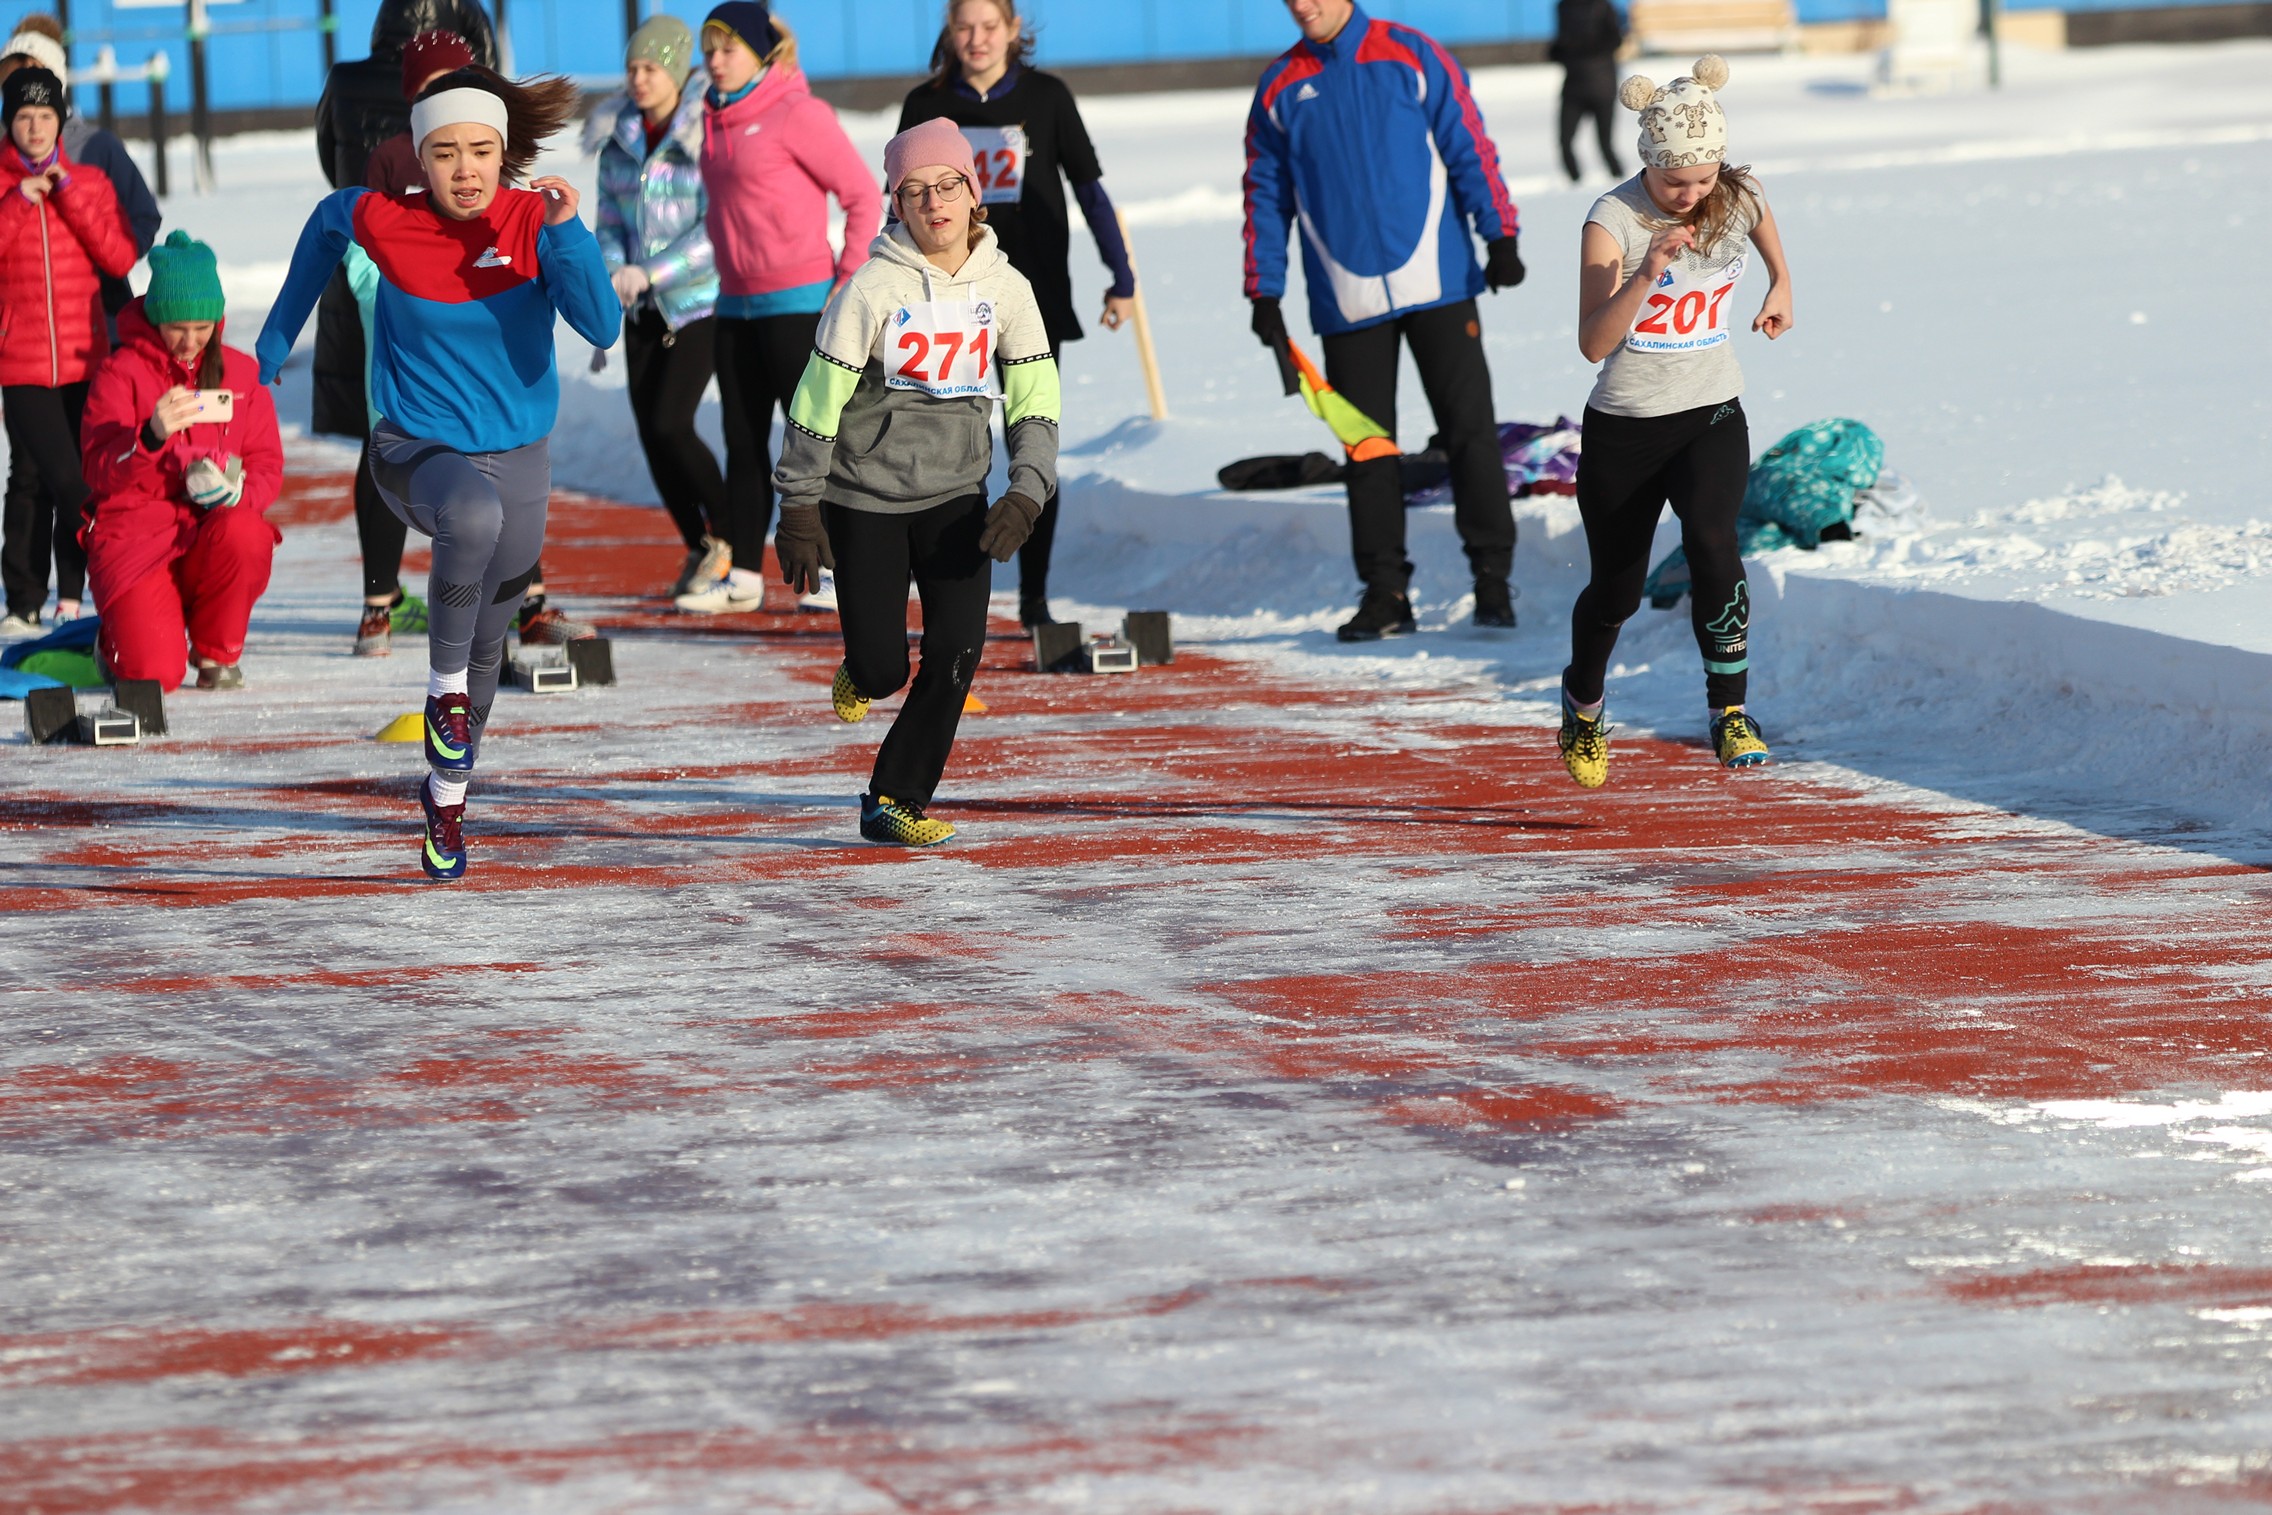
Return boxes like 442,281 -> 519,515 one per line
353,187 -> 544,304
1357,20 -> 1423,73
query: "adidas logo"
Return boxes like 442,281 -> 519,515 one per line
1296,82 -> 1319,102
473,247 -> 511,269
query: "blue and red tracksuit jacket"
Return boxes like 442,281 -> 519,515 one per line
255,186 -> 620,456
1243,5 -> 1520,337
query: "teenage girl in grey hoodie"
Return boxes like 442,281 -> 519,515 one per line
772,118 -> 1059,846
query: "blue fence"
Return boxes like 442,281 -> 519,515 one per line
39,0 -> 2239,113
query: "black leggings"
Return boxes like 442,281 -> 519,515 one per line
1566,400 -> 1751,710
1558,62 -> 1624,181
2,382 -> 90,616
624,307 -> 727,552
354,451 -> 407,601
826,494 -> 991,810
1320,298 -> 1514,594
716,311 -> 821,573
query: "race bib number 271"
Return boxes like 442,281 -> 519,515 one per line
886,299 -> 998,399
1627,252 -> 1746,355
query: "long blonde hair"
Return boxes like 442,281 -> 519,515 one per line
1645,161 -> 1761,257
926,0 -> 1036,89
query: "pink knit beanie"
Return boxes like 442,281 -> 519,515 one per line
882,117 -> 975,194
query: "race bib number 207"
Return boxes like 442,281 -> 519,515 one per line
1627,252 -> 1746,355
887,299 -> 998,399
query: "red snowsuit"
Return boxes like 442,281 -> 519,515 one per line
0,148 -> 139,387
80,302 -> 283,690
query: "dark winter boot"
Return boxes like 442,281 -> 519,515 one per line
1473,577 -> 1517,629
1336,586 -> 1417,643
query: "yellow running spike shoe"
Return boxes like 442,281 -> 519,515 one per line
831,664 -> 870,724
1559,702 -> 1610,789
860,794 -> 956,846
1712,708 -> 1771,768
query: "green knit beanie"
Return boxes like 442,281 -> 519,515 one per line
626,15 -> 697,85
143,230 -> 225,326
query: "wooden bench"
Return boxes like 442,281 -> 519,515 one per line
1628,0 -> 1802,55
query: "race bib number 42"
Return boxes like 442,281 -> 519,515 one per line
887,299 -> 998,399
960,125 -> 1028,206
1627,252 -> 1746,355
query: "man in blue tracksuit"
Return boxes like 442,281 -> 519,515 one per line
1244,0 -> 1525,641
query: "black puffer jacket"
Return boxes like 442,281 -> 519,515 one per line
307,0 -> 498,437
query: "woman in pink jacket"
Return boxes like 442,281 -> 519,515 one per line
679,1 -> 879,613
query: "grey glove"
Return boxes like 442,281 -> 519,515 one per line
185,456 -> 245,510
976,491 -> 1042,563
773,503 -> 835,596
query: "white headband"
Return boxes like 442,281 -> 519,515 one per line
2,31 -> 67,84
410,87 -> 510,150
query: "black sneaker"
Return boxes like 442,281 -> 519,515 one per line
1336,588 -> 1417,643
1019,597 -> 1060,629
1474,578 -> 1517,629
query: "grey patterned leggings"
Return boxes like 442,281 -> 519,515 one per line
368,423 -> 550,737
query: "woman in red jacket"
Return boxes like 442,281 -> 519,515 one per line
81,232 -> 283,691
0,66 -> 138,635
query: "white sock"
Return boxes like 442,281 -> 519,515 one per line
1565,690 -> 1604,718
428,772 -> 469,807
428,667 -> 469,700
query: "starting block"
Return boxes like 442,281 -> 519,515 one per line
1032,612 -> 1173,675
508,648 -> 578,693
24,680 -> 165,746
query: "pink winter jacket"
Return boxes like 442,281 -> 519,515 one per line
701,65 -> 881,299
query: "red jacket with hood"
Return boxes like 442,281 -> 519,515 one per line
80,300 -> 284,607
0,149 -> 139,388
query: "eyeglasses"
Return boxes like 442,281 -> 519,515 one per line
894,174 -> 969,209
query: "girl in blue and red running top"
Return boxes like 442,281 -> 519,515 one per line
257,66 -> 620,881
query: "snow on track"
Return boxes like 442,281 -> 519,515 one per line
6,475 -> 2272,1510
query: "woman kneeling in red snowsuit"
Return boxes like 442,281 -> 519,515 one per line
81,232 -> 283,692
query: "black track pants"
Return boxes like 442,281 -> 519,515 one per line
2,383 -> 90,615
354,450 -> 409,601
716,311 -> 820,573
826,494 -> 992,810
1017,488 -> 1060,612
1559,61 -> 1624,181
1320,298 -> 1514,595
624,307 -> 727,552
1565,399 -> 1751,710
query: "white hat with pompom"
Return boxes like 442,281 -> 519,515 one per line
1619,55 -> 1731,169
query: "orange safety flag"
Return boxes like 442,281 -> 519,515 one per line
1284,338 -> 1399,464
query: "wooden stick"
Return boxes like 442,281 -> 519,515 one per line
1116,210 -> 1169,421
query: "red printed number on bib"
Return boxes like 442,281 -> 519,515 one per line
1627,253 -> 1746,355
960,125 -> 1028,207
888,299 -> 998,399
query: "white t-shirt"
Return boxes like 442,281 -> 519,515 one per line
1584,173 -> 1762,419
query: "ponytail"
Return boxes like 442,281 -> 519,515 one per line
414,65 -> 582,184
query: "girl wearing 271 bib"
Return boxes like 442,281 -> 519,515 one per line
772,119 -> 1058,847
1558,55 -> 1793,790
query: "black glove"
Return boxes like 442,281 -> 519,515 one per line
1485,235 -> 1525,291
976,491 -> 1042,563
1249,296 -> 1288,352
773,503 -> 834,596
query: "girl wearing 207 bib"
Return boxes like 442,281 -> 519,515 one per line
772,119 -> 1058,847
1558,55 -> 1792,790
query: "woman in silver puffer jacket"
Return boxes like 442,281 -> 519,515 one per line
587,15 -> 728,600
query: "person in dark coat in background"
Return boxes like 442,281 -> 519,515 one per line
1551,0 -> 1626,184
310,0 -> 497,441
312,0 -> 496,653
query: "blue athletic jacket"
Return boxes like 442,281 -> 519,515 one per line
1242,6 -> 1520,337
256,186 -> 620,456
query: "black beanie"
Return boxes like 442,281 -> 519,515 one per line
4,65 -> 67,127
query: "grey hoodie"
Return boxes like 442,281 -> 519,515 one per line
774,222 -> 1060,516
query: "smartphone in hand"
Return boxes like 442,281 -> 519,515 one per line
188,389 -> 236,423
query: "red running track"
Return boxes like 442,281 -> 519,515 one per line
4,473 -> 2272,1512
